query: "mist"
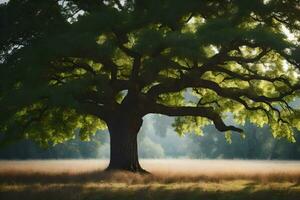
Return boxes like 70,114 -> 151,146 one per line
1,114 -> 300,160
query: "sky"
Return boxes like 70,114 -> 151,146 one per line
0,0 -> 9,4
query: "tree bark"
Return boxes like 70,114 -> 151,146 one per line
106,115 -> 147,173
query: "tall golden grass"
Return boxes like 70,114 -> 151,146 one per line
1,160 -> 300,200
0,159 -> 300,183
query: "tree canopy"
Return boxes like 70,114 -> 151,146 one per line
1,0 -> 300,147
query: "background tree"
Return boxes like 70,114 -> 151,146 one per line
0,130 -> 108,159
0,0 -> 300,172
2,118 -> 300,160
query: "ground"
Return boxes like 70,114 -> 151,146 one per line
0,159 -> 300,200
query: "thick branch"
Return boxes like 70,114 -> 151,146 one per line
150,103 -> 243,133
146,75 -> 296,125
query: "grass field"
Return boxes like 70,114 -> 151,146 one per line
0,159 -> 300,200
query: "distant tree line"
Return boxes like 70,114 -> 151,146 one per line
0,131 -> 109,159
0,119 -> 300,160
188,123 -> 300,160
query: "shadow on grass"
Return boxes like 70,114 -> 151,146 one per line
1,170 -> 299,200
0,183 -> 299,200
0,170 -> 113,184
0,170 -> 165,185
1,170 -> 300,184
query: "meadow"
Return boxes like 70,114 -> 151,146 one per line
0,159 -> 300,200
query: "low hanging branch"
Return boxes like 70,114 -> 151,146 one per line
150,103 -> 243,133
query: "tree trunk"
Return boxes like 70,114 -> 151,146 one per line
106,115 -> 147,173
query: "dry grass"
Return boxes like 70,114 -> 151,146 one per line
1,159 -> 300,183
0,159 -> 300,200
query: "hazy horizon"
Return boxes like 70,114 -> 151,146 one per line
1,114 -> 300,160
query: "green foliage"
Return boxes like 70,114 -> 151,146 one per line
0,0 -> 300,148
173,116 -> 211,136
225,131 -> 233,144
189,122 -> 300,159
0,130 -> 108,159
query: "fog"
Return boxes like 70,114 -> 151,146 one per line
1,114 -> 300,159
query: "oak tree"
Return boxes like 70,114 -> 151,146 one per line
1,0 -> 300,172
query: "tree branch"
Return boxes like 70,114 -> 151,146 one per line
149,103 -> 243,133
